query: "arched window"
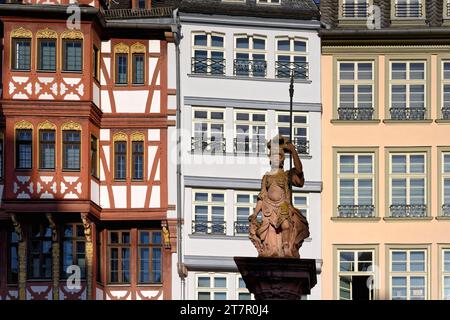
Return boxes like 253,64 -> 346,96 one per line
36,28 -> 58,72
11,27 -> 32,71
113,132 -> 128,181
61,30 -> 83,72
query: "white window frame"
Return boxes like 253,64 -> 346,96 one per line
293,194 -> 309,222
337,153 -> 375,217
445,0 -> 450,19
442,152 -> 450,216
389,249 -> 428,300
392,0 -> 425,19
276,111 -> 309,154
234,34 -> 267,78
237,276 -> 253,300
192,190 -> 226,234
196,273 -> 228,300
192,32 -> 225,74
388,152 -> 427,216
442,249 -> 450,300
191,107 -> 226,153
234,109 -> 267,155
234,191 -> 258,235
256,0 -> 281,5
337,249 -> 376,300
441,60 -> 450,119
339,0 -> 372,19
275,37 -> 308,79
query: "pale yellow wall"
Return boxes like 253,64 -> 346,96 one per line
321,51 -> 450,300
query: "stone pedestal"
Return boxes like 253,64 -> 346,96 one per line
234,257 -> 317,300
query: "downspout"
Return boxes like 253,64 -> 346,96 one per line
172,8 -> 186,300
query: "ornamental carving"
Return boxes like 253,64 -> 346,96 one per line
38,120 -> 56,130
113,132 -> 128,142
114,42 -> 129,54
81,213 -> 92,242
11,27 -> 32,39
46,213 -> 58,242
14,120 -> 33,130
36,28 -> 58,39
61,29 -> 84,40
61,121 -> 82,131
11,214 -> 23,242
131,42 -> 146,54
131,132 -> 145,142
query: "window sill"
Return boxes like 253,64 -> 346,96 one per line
11,69 -> 31,72
331,119 -> 381,124
61,70 -> 82,74
187,73 -> 312,84
62,169 -> 81,172
382,119 -> 433,124
331,217 -> 381,222
136,283 -> 163,287
383,217 -> 433,221
189,151 -> 312,160
390,18 -> 427,26
39,169 -> 55,172
435,119 -> 450,124
189,233 -> 243,240
435,216 -> 450,220
338,19 -> 370,27
37,70 -> 57,73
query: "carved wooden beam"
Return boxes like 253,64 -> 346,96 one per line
80,213 -> 93,300
46,213 -> 59,300
11,214 -> 26,300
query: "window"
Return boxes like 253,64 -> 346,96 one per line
234,35 -> 267,77
389,152 -> 427,217
8,230 -> 19,284
338,249 -> 375,300
337,153 -> 375,218
29,223 -> 52,279
39,130 -> 55,170
63,130 -> 81,171
132,141 -> 144,180
390,249 -> 428,300
234,110 -> 266,155
196,274 -> 227,300
116,53 -> 128,84
441,61 -> 450,120
389,61 -> 426,120
138,0 -> 146,8
442,152 -> 450,216
276,112 -> 309,154
62,224 -> 86,279
341,0 -> 370,18
93,46 -> 100,81
446,0 -> 450,18
237,277 -> 252,300
337,61 -> 374,120
293,194 -> 309,221
234,192 -> 258,235
91,135 -> 98,177
192,32 -> 225,75
138,230 -> 163,284
16,129 -> 32,169
192,108 -> 225,153
63,40 -> 82,72
12,38 -> 31,71
442,249 -> 450,300
192,191 -> 226,235
114,140 -> 127,181
96,230 -> 102,283
393,0 -> 424,18
132,53 -> 145,84
38,39 -> 56,71
108,231 -> 131,284
276,38 -> 308,79
257,0 -> 281,4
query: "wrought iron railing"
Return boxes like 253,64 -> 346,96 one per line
338,205 -> 375,218
294,138 -> 310,155
447,2 -> 450,17
276,61 -> 309,80
395,3 -> 423,18
191,137 -> 226,154
442,107 -> 450,120
234,59 -> 267,78
442,204 -> 450,217
338,107 -> 374,121
102,7 -> 173,19
234,138 -> 267,155
390,107 -> 426,120
342,2 -> 369,18
191,57 -> 226,75
390,204 -> 427,218
192,220 -> 226,235
234,221 -> 249,235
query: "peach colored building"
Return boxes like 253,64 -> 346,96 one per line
320,0 -> 450,300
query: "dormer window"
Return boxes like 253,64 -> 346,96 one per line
341,0 -> 369,18
393,0 -> 424,19
257,0 -> 281,4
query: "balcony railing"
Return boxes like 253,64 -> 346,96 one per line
395,3 -> 423,18
234,59 -> 267,78
342,3 -> 369,18
192,220 -> 226,235
102,7 -> 173,19
390,107 -> 426,120
390,204 -> 427,218
443,204 -> 450,217
338,107 -> 374,121
234,138 -> 267,155
276,61 -> 309,80
338,205 -> 375,218
294,138 -> 310,155
442,107 -> 450,120
235,221 -> 249,235
191,57 -> 226,75
191,137 -> 226,154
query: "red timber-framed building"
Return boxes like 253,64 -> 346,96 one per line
0,0 -> 179,300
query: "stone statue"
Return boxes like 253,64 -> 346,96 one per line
249,135 -> 309,259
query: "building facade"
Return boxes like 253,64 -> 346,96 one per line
0,0 -> 179,300
173,0 -> 323,300
321,0 -> 450,300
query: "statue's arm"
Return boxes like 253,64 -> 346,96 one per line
287,143 -> 305,187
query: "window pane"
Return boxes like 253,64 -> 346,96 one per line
340,63 -> 355,80
340,155 -> 355,173
277,40 -> 290,51
392,63 -> 406,80
236,38 -> 249,49
64,40 -> 82,72
133,54 -> 145,84
294,41 -> 306,52
13,39 -> 31,70
392,155 -> 407,173
410,63 -> 425,80
39,40 -> 56,71
214,277 -> 226,288
253,38 -> 265,50
211,36 -> 224,47
339,251 -> 355,272
194,34 -> 207,46
198,292 -> 210,300
198,277 -> 210,288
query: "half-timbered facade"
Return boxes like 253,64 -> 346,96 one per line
0,1 -> 178,300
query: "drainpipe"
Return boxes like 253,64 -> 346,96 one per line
172,8 -> 186,300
